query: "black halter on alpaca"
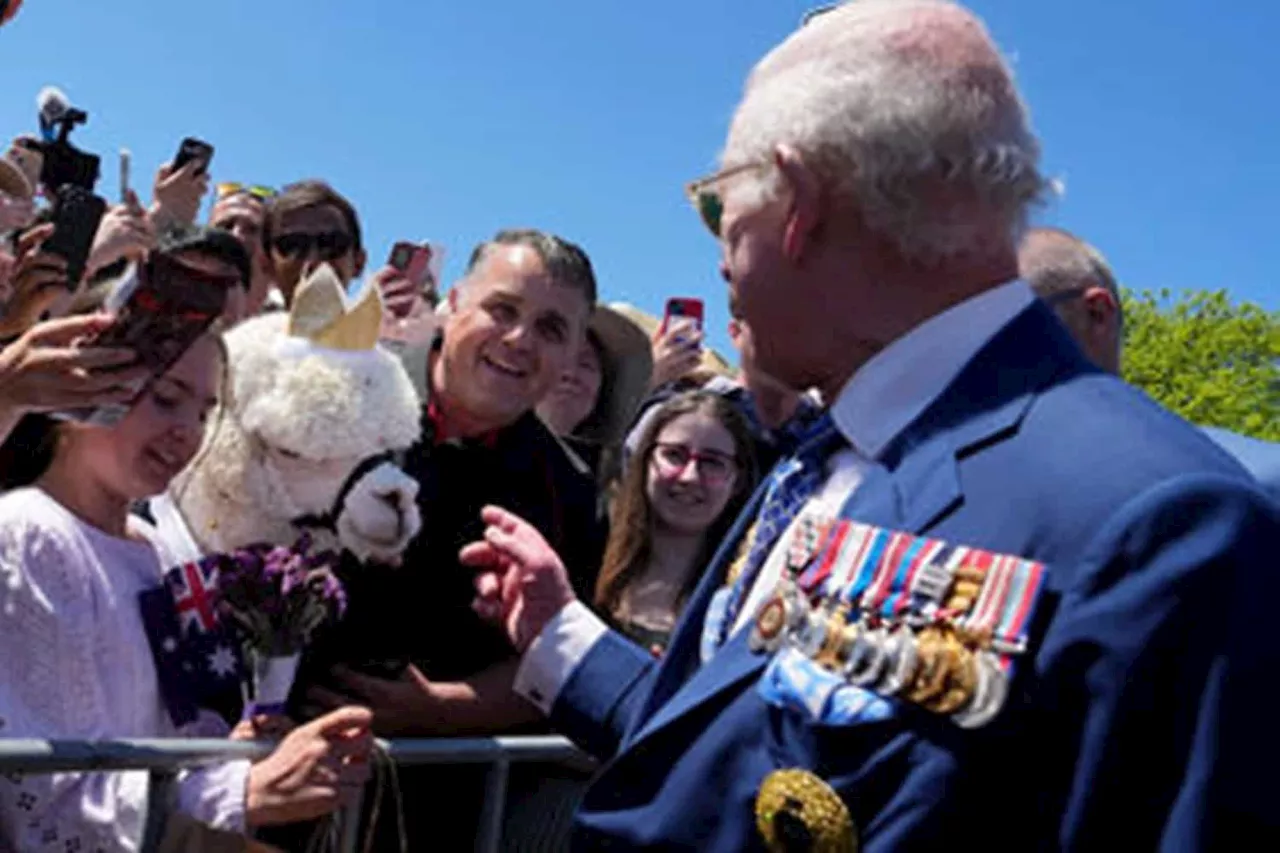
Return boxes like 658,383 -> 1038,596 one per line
291,450 -> 395,532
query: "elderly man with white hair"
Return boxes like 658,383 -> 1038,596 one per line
464,2 -> 1280,849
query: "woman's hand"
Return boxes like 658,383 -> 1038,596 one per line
649,323 -> 703,390
150,160 -> 209,228
0,313 -> 148,434
245,705 -> 374,828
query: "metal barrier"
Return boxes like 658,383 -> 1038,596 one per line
0,736 -> 592,853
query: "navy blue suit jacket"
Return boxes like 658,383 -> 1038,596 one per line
1201,425 -> 1280,501
548,302 -> 1280,851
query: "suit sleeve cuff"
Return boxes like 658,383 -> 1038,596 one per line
513,599 -> 609,714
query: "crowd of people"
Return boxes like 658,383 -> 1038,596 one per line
1,0 -> 1278,851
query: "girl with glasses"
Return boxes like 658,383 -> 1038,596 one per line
593,391 -> 759,655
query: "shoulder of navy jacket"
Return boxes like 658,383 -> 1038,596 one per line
883,302 -> 1086,469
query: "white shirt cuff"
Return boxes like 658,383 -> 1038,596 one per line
513,600 -> 608,714
176,759 -> 250,833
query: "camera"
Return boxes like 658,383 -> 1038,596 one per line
32,86 -> 100,193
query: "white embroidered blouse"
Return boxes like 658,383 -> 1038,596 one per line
0,488 -> 249,852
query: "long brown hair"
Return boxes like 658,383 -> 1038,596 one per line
593,391 -> 759,617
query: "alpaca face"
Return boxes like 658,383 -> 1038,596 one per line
181,305 -> 424,562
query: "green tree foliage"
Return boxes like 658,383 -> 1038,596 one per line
1121,289 -> 1280,441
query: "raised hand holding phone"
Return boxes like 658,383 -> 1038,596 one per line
661,297 -> 705,343
151,139 -> 213,227
650,296 -> 706,388
0,313 -> 148,439
376,240 -> 445,349
85,189 -> 155,280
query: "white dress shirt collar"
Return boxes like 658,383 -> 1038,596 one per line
831,279 -> 1035,459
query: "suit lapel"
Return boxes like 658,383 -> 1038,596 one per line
626,302 -> 1085,747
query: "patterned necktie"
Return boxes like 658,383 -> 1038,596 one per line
701,412 -> 842,659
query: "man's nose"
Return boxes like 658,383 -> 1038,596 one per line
501,322 -> 536,351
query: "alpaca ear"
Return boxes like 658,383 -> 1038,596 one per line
287,263 -> 384,351
314,275 -> 383,351
288,264 -> 347,341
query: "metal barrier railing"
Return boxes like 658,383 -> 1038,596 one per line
0,736 -> 592,853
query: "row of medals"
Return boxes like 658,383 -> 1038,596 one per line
747,517 -> 1010,729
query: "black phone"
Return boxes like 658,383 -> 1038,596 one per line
42,185 -> 107,286
172,137 -> 214,176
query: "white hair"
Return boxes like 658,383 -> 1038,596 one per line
723,0 -> 1051,264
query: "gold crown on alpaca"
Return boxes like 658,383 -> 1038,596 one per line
287,264 -> 383,351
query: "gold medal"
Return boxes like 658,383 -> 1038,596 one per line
750,578 -> 806,654
927,635 -> 978,715
755,768 -> 857,853
813,603 -> 851,670
943,564 -> 985,615
905,626 -> 950,705
753,596 -> 791,650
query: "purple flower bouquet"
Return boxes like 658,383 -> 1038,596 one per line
202,533 -> 347,716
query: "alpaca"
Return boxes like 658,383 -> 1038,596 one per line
167,264 -> 423,563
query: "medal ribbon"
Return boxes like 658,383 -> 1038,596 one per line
834,524 -> 893,610
959,555 -> 1045,664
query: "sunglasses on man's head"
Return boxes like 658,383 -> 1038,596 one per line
216,182 -> 276,202
684,161 -> 764,238
270,231 -> 353,261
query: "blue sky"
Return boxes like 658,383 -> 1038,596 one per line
0,0 -> 1275,358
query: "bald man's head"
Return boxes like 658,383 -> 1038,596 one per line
1020,227 -> 1123,374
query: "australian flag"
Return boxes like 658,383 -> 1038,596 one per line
139,558 -> 247,727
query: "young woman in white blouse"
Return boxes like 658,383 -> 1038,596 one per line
0,328 -> 373,852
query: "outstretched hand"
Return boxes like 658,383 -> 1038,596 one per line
245,705 -> 373,828
460,505 -> 576,652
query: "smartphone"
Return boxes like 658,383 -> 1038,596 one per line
172,137 -> 214,176
42,185 -> 107,287
58,254 -> 232,426
661,297 -> 705,344
388,241 -> 435,289
118,148 -> 131,202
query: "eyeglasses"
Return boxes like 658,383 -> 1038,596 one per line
270,231 -> 354,261
651,442 -> 738,485
216,182 -> 276,202
684,161 -> 765,237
